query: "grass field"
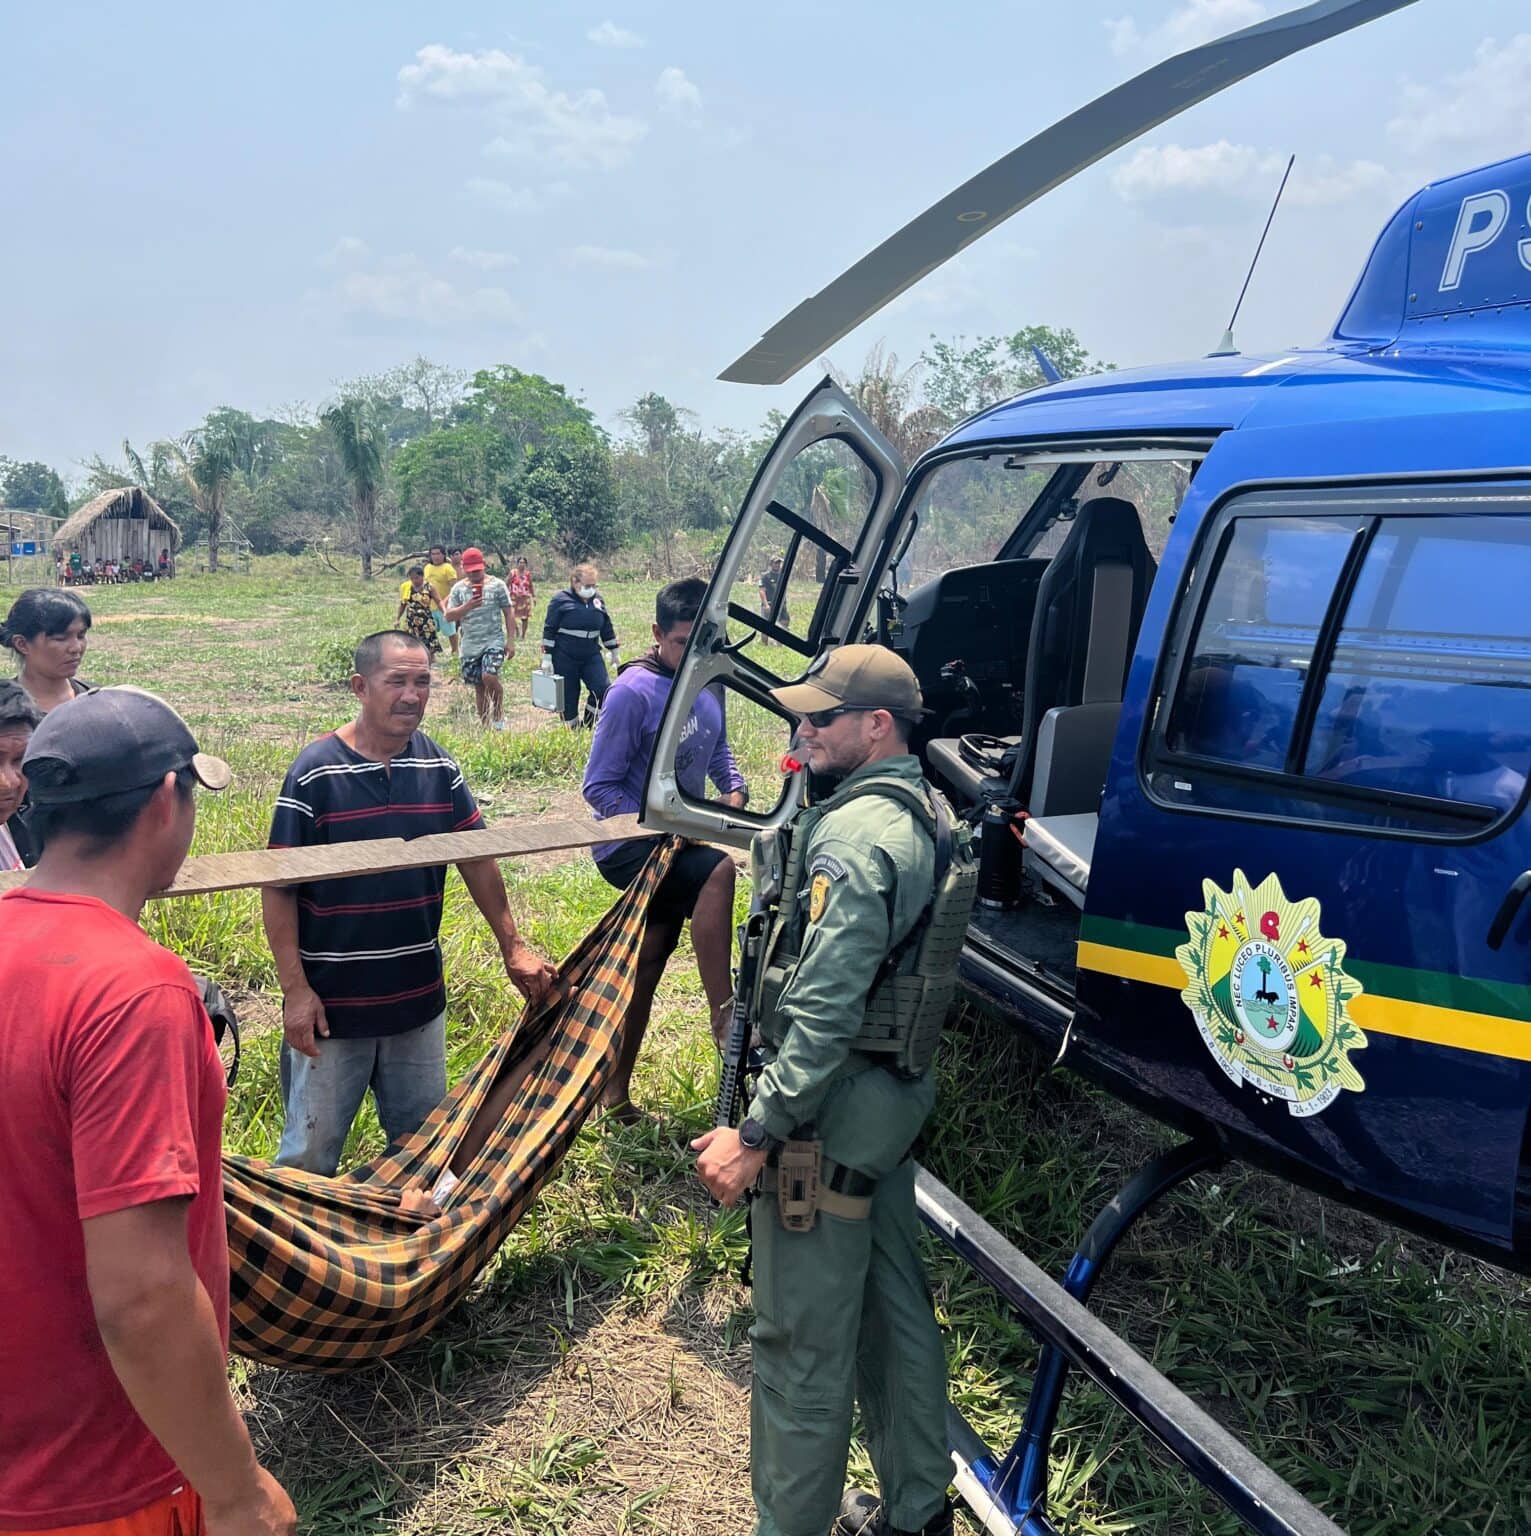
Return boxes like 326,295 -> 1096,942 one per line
45,559 -> 1530,1536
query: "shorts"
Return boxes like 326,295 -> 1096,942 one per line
596,836 -> 728,923
12,1485 -> 205,1536
460,647 -> 506,684
433,610 -> 456,638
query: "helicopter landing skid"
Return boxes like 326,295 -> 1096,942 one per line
916,1144 -> 1343,1536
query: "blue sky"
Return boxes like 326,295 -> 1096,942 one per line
3,1 -> 1528,478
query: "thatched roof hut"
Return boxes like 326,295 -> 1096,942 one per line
55,487 -> 181,566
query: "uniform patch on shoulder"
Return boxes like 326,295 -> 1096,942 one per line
807,854 -> 844,923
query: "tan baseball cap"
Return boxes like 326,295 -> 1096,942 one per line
771,645 -> 926,721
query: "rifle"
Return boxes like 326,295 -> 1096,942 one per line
715,910 -> 767,1130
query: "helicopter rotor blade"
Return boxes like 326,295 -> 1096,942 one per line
720,0 -> 1419,385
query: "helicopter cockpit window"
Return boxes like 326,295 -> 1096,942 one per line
1024,459 -> 1194,562
892,452 -> 1196,592
894,456 -> 1052,590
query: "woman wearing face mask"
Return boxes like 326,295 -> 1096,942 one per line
3,588 -> 95,715
0,680 -> 42,869
540,563 -> 620,727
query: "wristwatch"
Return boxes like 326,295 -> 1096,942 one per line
739,1116 -> 778,1152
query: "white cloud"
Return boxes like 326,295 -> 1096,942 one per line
588,20 -> 644,49
1113,140 -> 1268,199
655,66 -> 702,116
1106,0 -> 1268,58
464,178 -> 572,214
449,246 -> 518,270
321,235 -> 370,267
567,244 -> 654,271
1386,35 -> 1531,157
397,44 -> 648,171
1288,156 -> 1394,208
397,44 -> 537,104
327,250 -> 522,328
1112,140 -> 1391,210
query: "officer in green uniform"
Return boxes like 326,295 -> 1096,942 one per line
692,645 -> 956,1536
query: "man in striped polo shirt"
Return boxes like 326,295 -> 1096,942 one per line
264,630 -> 554,1175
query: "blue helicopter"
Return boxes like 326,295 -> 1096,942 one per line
642,2 -> 1527,1531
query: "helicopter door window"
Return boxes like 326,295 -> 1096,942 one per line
1303,515 -> 1531,815
1150,484 -> 1531,838
727,437 -> 876,657
1166,515 -> 1366,771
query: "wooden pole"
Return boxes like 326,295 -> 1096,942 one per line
0,814 -> 647,901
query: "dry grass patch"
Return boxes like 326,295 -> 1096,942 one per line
242,1292 -> 753,1536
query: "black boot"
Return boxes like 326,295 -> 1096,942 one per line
831,1488 -> 954,1536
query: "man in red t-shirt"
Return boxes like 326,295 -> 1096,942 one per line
0,688 -> 294,1536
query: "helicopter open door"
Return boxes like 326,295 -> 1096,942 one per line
643,378 -> 907,848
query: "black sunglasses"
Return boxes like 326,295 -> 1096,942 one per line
801,705 -> 880,728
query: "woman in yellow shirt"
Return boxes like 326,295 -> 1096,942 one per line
423,545 -> 459,665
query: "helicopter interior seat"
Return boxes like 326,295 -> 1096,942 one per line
926,497 -> 1154,815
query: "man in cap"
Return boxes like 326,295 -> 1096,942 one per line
444,547 -> 514,730
691,645 -> 955,1536
0,689 -> 295,1536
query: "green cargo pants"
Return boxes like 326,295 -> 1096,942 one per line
749,1060 -> 950,1536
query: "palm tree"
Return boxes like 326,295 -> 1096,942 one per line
322,397 -> 386,579
169,428 -> 236,571
831,343 -> 949,464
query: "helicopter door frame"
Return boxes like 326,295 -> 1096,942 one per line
643,376 -> 908,849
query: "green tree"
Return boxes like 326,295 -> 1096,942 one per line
341,357 -> 467,448
392,422 -> 528,558
0,459 -> 67,517
615,391 -> 714,574
622,391 -> 681,457
389,355 -> 467,431
199,408 -> 282,484
460,366 -> 599,457
321,397 -> 387,579
920,326 -> 1109,423
239,423 -> 349,554
835,344 -> 947,464
520,440 -> 622,558
170,427 -> 237,571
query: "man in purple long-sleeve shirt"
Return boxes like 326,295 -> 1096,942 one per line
583,577 -> 746,1120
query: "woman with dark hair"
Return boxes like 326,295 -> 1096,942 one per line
0,679 -> 43,868
3,588 -> 94,714
395,564 -> 443,657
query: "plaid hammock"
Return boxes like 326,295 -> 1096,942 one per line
224,842 -> 673,1372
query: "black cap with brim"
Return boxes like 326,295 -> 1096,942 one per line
23,686 -> 232,805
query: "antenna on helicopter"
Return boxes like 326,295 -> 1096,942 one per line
1209,153 -> 1295,357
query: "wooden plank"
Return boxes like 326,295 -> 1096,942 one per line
0,814 -> 646,901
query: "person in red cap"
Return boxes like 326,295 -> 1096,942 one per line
444,548 -> 514,730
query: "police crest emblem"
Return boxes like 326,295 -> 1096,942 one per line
1175,870 -> 1367,1117
809,872 -> 830,922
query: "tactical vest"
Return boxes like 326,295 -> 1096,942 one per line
750,774 -> 978,1079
